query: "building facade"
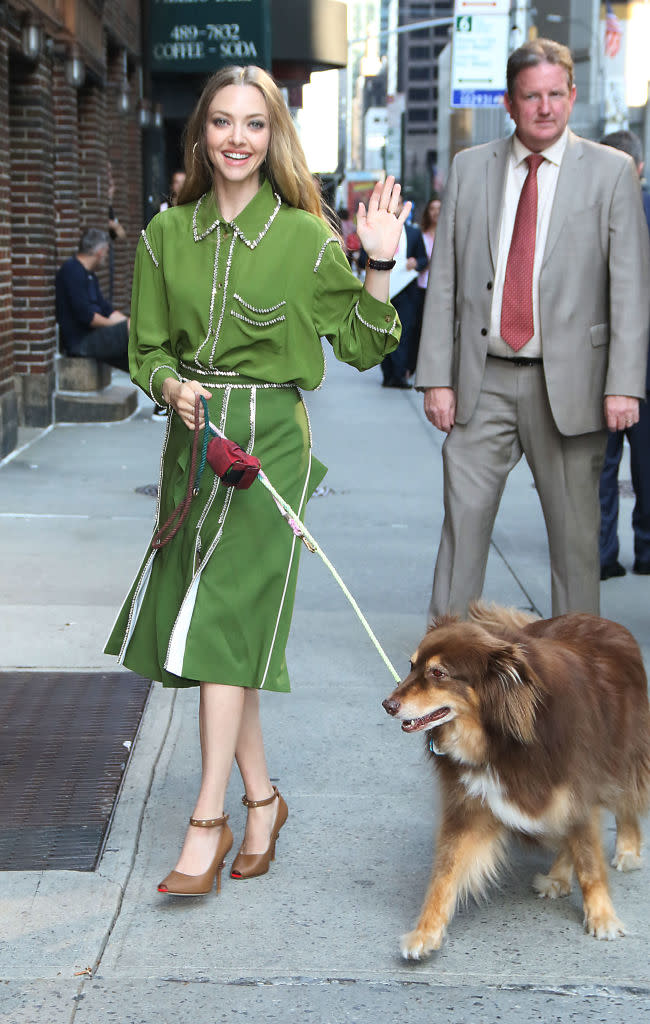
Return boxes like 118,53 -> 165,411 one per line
0,0 -> 347,460
0,0 -> 143,458
397,0 -> 452,208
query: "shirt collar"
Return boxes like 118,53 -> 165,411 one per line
512,127 -> 569,168
192,177 -> 282,246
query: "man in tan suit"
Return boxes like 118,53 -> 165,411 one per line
416,39 -> 650,620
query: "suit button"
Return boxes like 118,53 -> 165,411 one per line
481,328 -> 488,336
487,281 -> 493,290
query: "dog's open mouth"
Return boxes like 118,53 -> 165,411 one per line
401,708 -> 451,732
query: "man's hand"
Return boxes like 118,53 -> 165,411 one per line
424,387 -> 456,433
604,395 -> 639,432
161,378 -> 212,431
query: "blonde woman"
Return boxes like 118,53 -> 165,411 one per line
106,66 -> 409,897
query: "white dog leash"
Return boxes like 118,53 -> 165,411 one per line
208,418 -> 401,683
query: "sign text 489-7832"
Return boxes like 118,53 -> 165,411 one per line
150,0 -> 271,75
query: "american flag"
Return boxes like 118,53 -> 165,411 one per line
604,1 -> 622,58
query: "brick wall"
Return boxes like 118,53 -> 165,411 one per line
0,2 -> 143,456
106,49 -> 141,312
0,30 -> 16,456
53,67 -> 80,267
9,52 -> 57,427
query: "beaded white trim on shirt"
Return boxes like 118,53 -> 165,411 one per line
231,311 -> 287,327
209,230 -> 237,366
313,237 -> 339,273
193,229 -> 222,366
192,196 -> 220,242
192,191 -> 282,247
141,229 -> 159,268
354,301 -> 397,334
149,365 -> 181,403
180,360 -> 239,378
233,294 -> 286,314
232,192 -> 282,249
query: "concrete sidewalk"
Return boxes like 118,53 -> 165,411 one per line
1,360 -> 649,1023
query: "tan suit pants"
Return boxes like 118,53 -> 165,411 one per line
429,357 -> 608,621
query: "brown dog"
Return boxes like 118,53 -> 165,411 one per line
382,603 -> 650,959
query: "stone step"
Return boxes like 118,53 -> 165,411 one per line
56,356 -> 112,393
54,384 -> 138,423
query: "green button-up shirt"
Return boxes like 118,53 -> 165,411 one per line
130,178 -> 401,405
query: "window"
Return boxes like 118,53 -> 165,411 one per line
410,45 -> 430,60
408,108 -> 431,123
409,88 -> 430,102
410,67 -> 431,81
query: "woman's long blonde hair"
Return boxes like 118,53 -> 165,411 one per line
177,65 -> 326,222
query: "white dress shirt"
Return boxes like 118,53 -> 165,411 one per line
488,128 -> 569,358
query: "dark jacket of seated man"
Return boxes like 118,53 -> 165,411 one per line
55,227 -> 130,373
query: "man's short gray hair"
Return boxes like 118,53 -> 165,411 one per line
78,228 -> 110,254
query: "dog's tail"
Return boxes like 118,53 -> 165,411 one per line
468,600 -> 539,634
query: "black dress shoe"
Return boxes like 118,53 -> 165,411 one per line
633,560 -> 650,575
386,378 -> 412,390
600,560 -> 626,580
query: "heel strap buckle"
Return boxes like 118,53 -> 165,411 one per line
241,785 -> 278,809
189,813 -> 229,828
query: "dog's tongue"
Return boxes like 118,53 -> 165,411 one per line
402,708 -> 450,732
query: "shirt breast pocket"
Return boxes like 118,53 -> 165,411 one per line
230,292 -> 287,340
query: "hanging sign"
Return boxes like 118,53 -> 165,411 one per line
451,12 -> 509,107
150,0 -> 271,74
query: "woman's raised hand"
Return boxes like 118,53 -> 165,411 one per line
356,176 -> 412,261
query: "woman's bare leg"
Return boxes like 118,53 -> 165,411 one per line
172,682 -> 245,876
235,689 -> 280,854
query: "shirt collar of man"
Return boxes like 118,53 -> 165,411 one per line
511,126 -> 569,169
193,176 -> 282,246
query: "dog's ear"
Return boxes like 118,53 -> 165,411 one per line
480,642 -> 543,743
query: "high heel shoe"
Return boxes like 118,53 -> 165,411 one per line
230,786 -> 288,880
157,814 -> 233,896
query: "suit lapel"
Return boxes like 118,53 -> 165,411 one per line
487,139 -> 510,270
542,131 -> 583,267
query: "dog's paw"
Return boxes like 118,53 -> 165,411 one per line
611,850 -> 642,872
400,927 -> 444,960
584,912 -> 626,940
532,872 -> 571,899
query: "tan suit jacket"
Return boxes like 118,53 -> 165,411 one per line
416,131 -> 650,436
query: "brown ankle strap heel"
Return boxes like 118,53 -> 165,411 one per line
189,813 -> 229,828
241,786 -> 279,809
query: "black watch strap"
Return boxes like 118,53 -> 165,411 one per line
366,257 -> 396,271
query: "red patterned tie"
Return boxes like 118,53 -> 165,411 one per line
500,153 -> 544,351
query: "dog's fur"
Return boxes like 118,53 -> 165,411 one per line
383,602 -> 650,960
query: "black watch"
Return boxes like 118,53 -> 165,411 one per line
366,257 -> 396,271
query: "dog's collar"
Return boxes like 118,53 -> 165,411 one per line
429,734 -> 445,756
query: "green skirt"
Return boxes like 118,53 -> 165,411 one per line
105,383 -> 326,691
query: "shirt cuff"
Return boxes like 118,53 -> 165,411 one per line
149,364 -> 181,405
355,289 -> 399,334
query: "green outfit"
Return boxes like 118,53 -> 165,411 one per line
105,179 -> 400,691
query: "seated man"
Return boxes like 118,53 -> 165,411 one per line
55,228 -> 130,372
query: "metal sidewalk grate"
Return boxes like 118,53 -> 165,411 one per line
0,671 -> 152,871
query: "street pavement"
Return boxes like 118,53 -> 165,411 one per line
1,357 -> 649,1023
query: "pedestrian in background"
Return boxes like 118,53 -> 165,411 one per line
361,198 -> 427,388
409,193 -> 441,377
55,228 -> 130,371
598,129 -> 650,581
416,38 -> 650,622
159,169 -> 186,211
105,65 -> 409,898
